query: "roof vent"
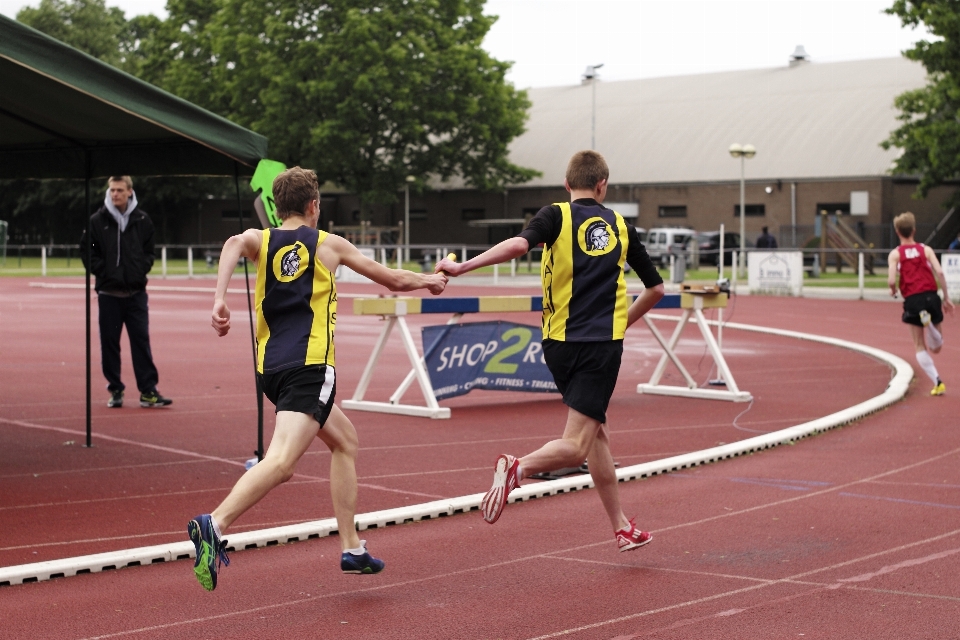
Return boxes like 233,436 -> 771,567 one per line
789,45 -> 810,67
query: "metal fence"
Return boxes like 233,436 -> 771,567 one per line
777,223 -> 940,250
8,242 -> 959,288
0,242 -> 541,279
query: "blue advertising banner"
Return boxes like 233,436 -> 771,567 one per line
421,321 -> 558,401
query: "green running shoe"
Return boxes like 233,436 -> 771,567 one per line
187,515 -> 229,591
140,390 -> 172,408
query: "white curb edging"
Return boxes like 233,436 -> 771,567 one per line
0,320 -> 912,586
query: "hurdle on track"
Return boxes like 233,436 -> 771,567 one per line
342,296 -> 545,419
343,291 -> 749,418
637,288 -> 752,403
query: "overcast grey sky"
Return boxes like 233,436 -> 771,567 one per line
0,0 -> 931,88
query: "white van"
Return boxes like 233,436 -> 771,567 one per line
644,227 -> 694,267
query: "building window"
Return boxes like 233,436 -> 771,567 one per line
461,208 -> 485,221
658,205 -> 687,218
733,204 -> 766,217
408,209 -> 427,221
850,191 -> 869,216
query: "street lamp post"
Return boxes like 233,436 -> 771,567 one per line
582,63 -> 604,149
728,143 -> 756,277
403,175 -> 415,264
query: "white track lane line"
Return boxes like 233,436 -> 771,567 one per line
0,418 -> 444,502
0,320 -> 913,586
524,527 -> 960,639
68,526 -> 960,640
0,418 -> 245,467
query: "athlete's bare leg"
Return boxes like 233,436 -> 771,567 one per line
519,407 -> 600,477
910,324 -> 928,352
314,404 -> 362,551
212,410 -> 319,531
587,423 -> 631,531
211,406 -> 362,551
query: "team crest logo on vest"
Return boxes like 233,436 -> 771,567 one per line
273,242 -> 310,282
577,217 -> 618,256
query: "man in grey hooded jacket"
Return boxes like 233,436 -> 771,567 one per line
81,176 -> 172,409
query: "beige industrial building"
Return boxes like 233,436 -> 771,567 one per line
200,53 -> 957,251
330,53 -> 956,250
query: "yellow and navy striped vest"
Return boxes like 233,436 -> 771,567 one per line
541,202 -> 630,341
255,226 -> 337,374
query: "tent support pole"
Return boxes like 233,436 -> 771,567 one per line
84,154 -> 92,448
235,163 -> 264,462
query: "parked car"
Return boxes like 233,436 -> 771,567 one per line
644,227 -> 695,267
694,231 -> 747,266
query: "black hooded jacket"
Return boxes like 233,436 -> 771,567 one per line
80,206 -> 155,294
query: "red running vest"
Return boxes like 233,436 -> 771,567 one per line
897,243 -> 938,298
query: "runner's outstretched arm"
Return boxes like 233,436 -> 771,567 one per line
434,237 -> 529,277
324,234 -> 447,294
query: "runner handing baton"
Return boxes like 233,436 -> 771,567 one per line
188,167 -> 447,591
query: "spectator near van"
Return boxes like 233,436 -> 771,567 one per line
644,227 -> 694,267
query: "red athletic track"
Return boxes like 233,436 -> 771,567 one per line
1,276 -> 958,639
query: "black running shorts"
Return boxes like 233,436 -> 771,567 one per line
542,339 -> 623,424
902,291 -> 943,327
257,364 -> 336,427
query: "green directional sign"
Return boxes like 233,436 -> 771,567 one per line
249,159 -> 287,228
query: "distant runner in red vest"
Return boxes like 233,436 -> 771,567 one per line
887,212 -> 954,396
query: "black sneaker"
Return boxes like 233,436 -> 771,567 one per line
140,390 -> 173,408
107,390 -> 123,408
340,541 -> 385,574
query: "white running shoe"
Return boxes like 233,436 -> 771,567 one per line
481,454 -> 520,524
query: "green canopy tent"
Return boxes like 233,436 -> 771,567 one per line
0,15 -> 268,452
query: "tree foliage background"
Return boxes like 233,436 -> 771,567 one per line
5,0 -> 535,243
883,0 -> 960,204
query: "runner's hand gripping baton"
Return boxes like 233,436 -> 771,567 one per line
441,253 -> 457,275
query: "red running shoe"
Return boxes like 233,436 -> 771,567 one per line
616,518 -> 653,552
481,454 -> 520,524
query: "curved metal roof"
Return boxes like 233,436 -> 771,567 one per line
508,57 -> 926,187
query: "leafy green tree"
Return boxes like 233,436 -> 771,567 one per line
883,1 -> 960,201
18,0 -> 135,70
145,0 -> 538,207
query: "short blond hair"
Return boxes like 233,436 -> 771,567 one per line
108,176 -> 133,190
565,151 -> 609,190
894,212 -> 915,239
273,167 -> 319,219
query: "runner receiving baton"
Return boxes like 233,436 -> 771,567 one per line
435,150 -> 664,551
